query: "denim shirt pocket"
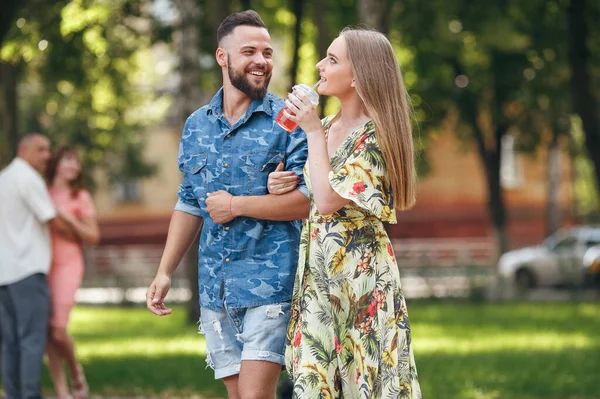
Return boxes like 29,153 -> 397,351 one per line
246,151 -> 285,195
181,153 -> 209,201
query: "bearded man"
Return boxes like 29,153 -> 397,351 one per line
145,10 -> 309,399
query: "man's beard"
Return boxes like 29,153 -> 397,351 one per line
228,57 -> 271,100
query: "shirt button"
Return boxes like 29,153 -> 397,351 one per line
224,163 -> 229,168
225,258 -> 230,263
225,226 -> 230,231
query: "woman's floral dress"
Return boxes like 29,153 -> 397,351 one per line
285,117 -> 422,399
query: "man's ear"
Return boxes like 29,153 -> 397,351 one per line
216,47 -> 227,67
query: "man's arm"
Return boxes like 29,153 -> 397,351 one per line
206,189 -> 309,224
233,190 -> 309,221
146,210 -> 203,316
58,212 -> 100,245
48,217 -> 79,242
58,191 -> 100,244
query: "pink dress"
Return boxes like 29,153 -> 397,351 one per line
48,189 -> 96,328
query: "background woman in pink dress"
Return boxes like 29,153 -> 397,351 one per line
45,146 -> 99,399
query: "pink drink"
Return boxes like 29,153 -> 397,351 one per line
275,110 -> 298,132
275,83 -> 320,132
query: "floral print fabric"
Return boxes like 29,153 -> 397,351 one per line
285,117 -> 422,398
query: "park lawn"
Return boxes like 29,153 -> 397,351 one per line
2,301 -> 597,398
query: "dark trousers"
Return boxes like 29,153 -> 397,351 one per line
0,273 -> 49,399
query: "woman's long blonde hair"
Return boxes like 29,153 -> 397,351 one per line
342,28 -> 416,210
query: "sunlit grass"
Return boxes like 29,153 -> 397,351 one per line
2,301 -> 598,398
415,330 -> 594,353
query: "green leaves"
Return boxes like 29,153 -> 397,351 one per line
61,0 -> 111,37
1,0 -> 162,183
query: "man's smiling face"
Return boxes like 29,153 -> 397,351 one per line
223,25 -> 273,100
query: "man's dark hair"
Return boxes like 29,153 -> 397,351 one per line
217,10 -> 267,46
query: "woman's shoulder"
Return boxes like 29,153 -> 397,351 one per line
362,120 -> 376,136
75,189 -> 93,202
353,120 -> 377,147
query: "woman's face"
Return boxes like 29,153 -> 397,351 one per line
56,152 -> 81,182
316,35 -> 354,98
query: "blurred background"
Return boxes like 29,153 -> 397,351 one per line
1,0 -> 599,398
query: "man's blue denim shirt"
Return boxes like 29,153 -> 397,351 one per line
174,88 -> 309,311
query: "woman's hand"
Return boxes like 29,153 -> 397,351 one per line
282,90 -> 323,134
268,162 -> 299,195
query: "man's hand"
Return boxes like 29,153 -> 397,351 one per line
50,213 -> 79,242
146,274 -> 173,316
206,190 -> 235,224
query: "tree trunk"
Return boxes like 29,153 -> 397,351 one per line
462,87 -> 510,259
568,0 -> 600,195
1,59 -> 18,167
211,0 -> 230,28
546,129 -> 561,235
289,0 -> 303,88
174,0 -> 204,120
0,2 -> 27,45
173,0 -> 203,323
472,121 -> 509,258
357,0 -> 390,33
314,0 -> 328,118
488,129 -> 510,258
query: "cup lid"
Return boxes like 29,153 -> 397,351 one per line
294,83 -> 319,106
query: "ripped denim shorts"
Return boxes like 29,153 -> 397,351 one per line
199,301 -> 291,379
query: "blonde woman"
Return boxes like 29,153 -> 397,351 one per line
268,28 -> 422,398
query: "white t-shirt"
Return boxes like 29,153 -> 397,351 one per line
0,157 -> 57,285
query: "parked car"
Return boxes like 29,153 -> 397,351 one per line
583,244 -> 600,287
498,226 -> 600,291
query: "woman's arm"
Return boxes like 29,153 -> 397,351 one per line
49,217 -> 80,242
59,211 -> 100,245
304,132 -> 351,214
281,91 -> 350,214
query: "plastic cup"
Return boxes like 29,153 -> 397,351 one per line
275,83 -> 320,132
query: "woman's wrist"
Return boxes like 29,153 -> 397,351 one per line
303,127 -> 324,135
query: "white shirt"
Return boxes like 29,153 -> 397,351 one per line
0,157 -> 56,285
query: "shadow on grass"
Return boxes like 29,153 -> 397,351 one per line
41,353 -> 228,398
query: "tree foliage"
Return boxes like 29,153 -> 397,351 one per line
1,0 -> 165,182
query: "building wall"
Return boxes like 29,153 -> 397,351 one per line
94,126 -> 181,218
94,127 -> 181,244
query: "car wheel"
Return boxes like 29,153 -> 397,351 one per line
515,268 -> 535,293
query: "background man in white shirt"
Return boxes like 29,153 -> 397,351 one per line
0,133 -> 71,399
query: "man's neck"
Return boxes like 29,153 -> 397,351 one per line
222,84 -> 253,126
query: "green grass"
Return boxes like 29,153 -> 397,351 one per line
44,307 -> 227,398
411,301 -> 600,399
2,301 -> 599,398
